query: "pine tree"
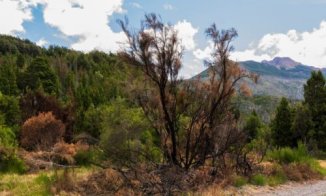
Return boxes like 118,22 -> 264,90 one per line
291,104 -> 313,145
271,97 -> 294,147
303,71 -> 326,150
243,110 -> 262,142
0,63 -> 19,95
19,57 -> 60,95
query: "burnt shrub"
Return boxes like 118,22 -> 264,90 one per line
20,112 -> 65,151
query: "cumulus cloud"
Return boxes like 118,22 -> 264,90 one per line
193,41 -> 214,60
39,0 -> 126,53
231,21 -> 326,67
180,57 -> 206,79
194,21 -> 326,67
0,0 -> 34,35
2,0 -> 199,56
36,38 -> 47,47
174,20 -> 198,51
0,0 -> 127,53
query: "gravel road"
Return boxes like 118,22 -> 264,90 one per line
235,180 -> 326,196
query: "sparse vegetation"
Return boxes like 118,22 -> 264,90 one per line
233,175 -> 248,187
250,174 -> 267,186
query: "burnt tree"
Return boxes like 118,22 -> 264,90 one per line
118,14 -> 256,169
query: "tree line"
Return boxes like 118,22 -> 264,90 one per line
271,70 -> 326,151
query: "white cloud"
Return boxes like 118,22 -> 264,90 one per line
0,0 -> 34,35
231,21 -> 326,67
40,0 -> 126,53
143,20 -> 199,78
0,0 -> 126,53
163,3 -> 174,10
180,57 -> 206,79
36,38 -> 47,47
194,21 -> 326,68
174,20 -> 198,51
130,2 -> 142,9
193,41 -> 214,60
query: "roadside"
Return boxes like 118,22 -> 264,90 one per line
229,160 -> 326,196
230,179 -> 326,196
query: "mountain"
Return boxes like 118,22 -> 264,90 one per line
262,57 -> 301,69
194,57 -> 326,100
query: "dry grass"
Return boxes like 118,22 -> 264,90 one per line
76,165 -> 223,195
0,168 -> 93,196
318,160 -> 326,169
192,184 -> 225,196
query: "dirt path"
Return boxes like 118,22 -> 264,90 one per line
233,180 -> 326,196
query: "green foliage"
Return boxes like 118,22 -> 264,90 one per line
307,160 -> 326,176
0,124 -> 16,147
77,105 -> 103,138
100,98 -> 161,165
74,148 -> 99,166
140,130 -> 162,162
16,54 -> 26,68
34,173 -> 55,195
250,174 -> 267,186
271,97 -> 294,147
0,63 -> 18,95
291,104 -> 314,145
0,35 -> 43,56
267,143 -> 310,164
266,164 -> 288,186
233,176 -> 247,187
243,110 -> 262,142
0,92 -> 20,126
19,57 -> 60,94
267,143 -> 326,177
0,148 -> 26,174
303,71 -> 326,150
304,71 -> 326,108
233,95 -> 281,123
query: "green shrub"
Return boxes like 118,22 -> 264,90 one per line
233,176 -> 247,187
306,160 -> 326,176
34,173 -> 55,190
250,174 -> 267,186
267,143 -> 310,164
32,173 -> 57,195
100,99 -> 161,165
0,124 -> 16,147
267,143 -> 326,178
0,148 -> 26,174
74,150 -> 95,166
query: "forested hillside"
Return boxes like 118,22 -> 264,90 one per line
0,34 -> 133,140
1,14 -> 326,195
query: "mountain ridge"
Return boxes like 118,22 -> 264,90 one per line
194,57 -> 326,99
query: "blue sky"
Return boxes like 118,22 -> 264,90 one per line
1,0 -> 326,77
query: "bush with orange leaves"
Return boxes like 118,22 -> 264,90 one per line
20,112 -> 65,151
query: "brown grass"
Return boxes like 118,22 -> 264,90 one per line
318,160 -> 326,169
283,163 -> 322,181
75,165 -> 223,195
193,184 -> 225,196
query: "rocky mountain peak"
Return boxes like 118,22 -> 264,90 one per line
262,57 -> 301,69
